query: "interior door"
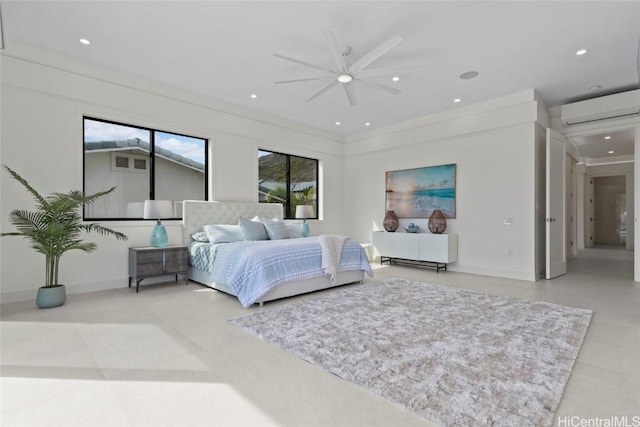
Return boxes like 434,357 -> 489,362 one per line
588,178 -> 595,248
546,129 -> 567,279
566,155 -> 577,256
594,176 -> 627,246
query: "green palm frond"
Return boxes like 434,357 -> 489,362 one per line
3,166 -> 49,209
82,223 -> 128,241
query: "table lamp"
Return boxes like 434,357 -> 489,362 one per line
143,200 -> 173,247
295,205 -> 314,238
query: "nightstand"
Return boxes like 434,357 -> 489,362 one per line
128,245 -> 189,292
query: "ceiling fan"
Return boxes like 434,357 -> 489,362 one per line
274,30 -> 407,106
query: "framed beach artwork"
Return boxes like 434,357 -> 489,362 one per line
385,164 -> 456,218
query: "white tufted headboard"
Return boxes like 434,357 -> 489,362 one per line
182,200 -> 284,245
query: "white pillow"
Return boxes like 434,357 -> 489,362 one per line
238,216 -> 268,241
203,224 -> 243,244
191,231 -> 209,242
285,223 -> 304,239
262,218 -> 289,240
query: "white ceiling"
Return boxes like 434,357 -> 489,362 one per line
571,129 -> 636,163
2,1 -> 639,153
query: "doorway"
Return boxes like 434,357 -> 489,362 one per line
592,175 -> 627,248
562,127 -> 639,282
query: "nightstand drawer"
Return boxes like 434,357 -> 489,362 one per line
137,262 -> 165,276
165,259 -> 188,272
135,248 -> 188,266
136,251 -> 164,263
163,249 -> 188,263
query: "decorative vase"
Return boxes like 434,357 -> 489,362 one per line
36,285 -> 66,308
428,209 -> 447,234
404,223 -> 420,233
383,210 -> 399,232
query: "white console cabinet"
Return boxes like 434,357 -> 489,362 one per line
372,231 -> 458,271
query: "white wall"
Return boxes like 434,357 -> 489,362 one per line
0,45 -> 346,302
343,91 -> 540,281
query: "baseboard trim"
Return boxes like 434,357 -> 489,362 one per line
1,278 -> 127,304
447,265 -> 536,282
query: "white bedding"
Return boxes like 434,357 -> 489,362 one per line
319,234 -> 348,283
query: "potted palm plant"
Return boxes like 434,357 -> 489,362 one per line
1,165 -> 128,308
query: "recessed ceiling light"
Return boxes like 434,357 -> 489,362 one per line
250,94 -> 257,99
608,150 -> 615,154
459,71 -> 479,80
392,76 -> 400,82
335,121 -> 341,126
576,49 -> 587,56
454,98 -> 461,103
589,85 -> 602,91
365,122 -> 371,126
604,136 -> 611,140
79,38 -> 91,45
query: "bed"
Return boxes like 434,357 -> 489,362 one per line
182,200 -> 372,307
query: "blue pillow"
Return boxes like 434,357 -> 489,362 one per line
239,216 -> 268,241
262,218 -> 289,240
203,224 -> 243,244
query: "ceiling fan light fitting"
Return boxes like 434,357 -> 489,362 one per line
337,73 -> 353,83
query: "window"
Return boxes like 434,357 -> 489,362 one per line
83,117 -> 208,220
258,149 -> 318,219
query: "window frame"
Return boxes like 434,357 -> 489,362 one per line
83,116 -> 208,221
258,149 -> 319,220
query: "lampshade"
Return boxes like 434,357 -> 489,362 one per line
295,205 -> 314,219
143,200 -> 174,220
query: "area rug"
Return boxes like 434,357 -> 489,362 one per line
229,278 -> 592,426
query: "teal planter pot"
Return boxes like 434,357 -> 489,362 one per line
36,285 -> 66,308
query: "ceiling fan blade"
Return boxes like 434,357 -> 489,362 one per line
343,82 -> 358,106
275,76 -> 333,84
357,79 -> 402,95
349,35 -> 403,75
274,53 -> 336,74
307,80 -> 339,102
358,64 -> 423,79
325,30 -> 345,71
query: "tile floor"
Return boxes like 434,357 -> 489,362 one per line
1,249 -> 639,426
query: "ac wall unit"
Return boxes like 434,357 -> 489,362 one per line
561,89 -> 640,126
